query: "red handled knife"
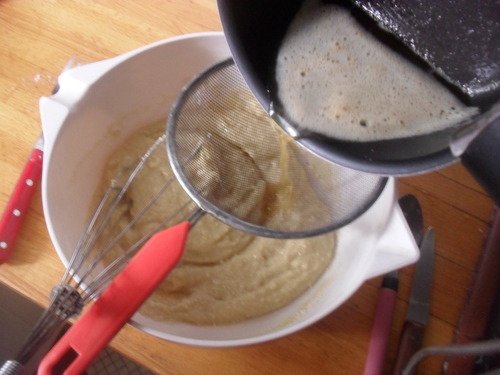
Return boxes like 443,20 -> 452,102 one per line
0,136 -> 44,263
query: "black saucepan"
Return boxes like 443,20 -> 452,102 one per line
217,0 -> 500,204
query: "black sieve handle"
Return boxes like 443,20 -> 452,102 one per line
461,117 -> 500,206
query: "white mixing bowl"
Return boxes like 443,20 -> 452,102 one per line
39,32 -> 418,347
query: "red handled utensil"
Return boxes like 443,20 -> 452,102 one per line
38,221 -> 189,375
363,194 -> 424,375
0,138 -> 43,262
0,56 -> 80,264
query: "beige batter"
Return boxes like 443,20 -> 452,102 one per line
97,118 -> 336,325
275,1 -> 478,141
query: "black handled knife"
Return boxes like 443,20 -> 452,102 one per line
393,227 -> 435,375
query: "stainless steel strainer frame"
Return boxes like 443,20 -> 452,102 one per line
166,58 -> 388,239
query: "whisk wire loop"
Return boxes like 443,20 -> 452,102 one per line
12,133 -> 180,366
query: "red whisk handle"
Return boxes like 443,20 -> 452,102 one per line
38,221 -> 190,375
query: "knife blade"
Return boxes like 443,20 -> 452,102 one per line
393,227 -> 435,375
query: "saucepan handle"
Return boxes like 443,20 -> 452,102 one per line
37,222 -> 190,375
460,116 -> 500,206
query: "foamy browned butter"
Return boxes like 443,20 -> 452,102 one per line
98,119 -> 336,325
275,1 -> 478,141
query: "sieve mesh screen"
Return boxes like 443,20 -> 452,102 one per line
167,59 -> 387,238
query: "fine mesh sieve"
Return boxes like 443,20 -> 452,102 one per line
167,58 -> 387,239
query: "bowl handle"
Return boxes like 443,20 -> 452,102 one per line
364,204 -> 420,279
39,98 -> 70,164
39,54 -> 129,156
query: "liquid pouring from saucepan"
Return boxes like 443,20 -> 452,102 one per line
272,0 -> 481,143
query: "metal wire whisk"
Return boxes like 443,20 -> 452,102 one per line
0,134 -> 196,375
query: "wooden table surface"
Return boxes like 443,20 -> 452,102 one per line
0,1 -> 495,374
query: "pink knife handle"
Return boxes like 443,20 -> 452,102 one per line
0,148 -> 43,263
38,222 -> 190,375
363,288 -> 398,375
392,321 -> 425,375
